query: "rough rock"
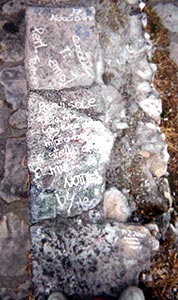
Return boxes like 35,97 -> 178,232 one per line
0,101 -> 11,149
0,153 -> 5,179
154,3 -> 178,32
31,218 -> 159,298
152,3 -> 178,67
0,36 -> 24,63
25,6 -> 102,89
0,66 -> 27,110
170,216 -> 178,244
0,138 -> 27,203
148,154 -> 167,177
169,39 -> 178,65
16,281 -> 32,300
126,0 -> 139,4
135,57 -> 154,82
138,95 -> 162,122
0,212 -> 30,277
0,288 -> 16,300
103,187 -> 131,222
136,122 -> 169,163
9,108 -> 27,129
2,0 -> 26,16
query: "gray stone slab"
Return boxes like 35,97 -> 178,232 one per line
0,212 -> 30,277
31,219 -> 158,297
0,138 -> 27,203
27,92 -> 114,222
153,3 -> 178,33
25,6 -> 101,90
9,109 -> 27,129
0,66 -> 27,110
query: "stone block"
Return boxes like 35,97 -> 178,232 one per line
25,7 -> 101,90
0,102 -> 11,149
154,3 -> 178,33
31,218 -> 159,297
0,138 -> 27,203
0,66 -> 27,109
0,213 -> 30,277
2,0 -> 26,15
103,187 -> 131,222
27,92 -> 114,222
9,109 -> 27,129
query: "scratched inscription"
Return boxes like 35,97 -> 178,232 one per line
25,7 -> 99,90
27,92 -> 114,222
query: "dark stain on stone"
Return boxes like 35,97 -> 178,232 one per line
3,22 -> 19,34
102,72 -> 114,85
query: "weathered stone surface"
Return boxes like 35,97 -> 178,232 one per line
0,66 -> 27,110
0,101 -> 11,148
0,106 -> 9,135
0,3 -> 25,64
28,92 -> 114,222
0,212 -> 30,277
126,0 -> 139,4
31,218 -> 159,298
16,281 -> 32,300
0,288 -> 16,300
169,39 -> 178,65
0,153 -> 5,179
106,130 -> 169,219
138,95 -> 162,122
149,154 -> 168,177
170,216 -> 178,244
135,57 -> 154,82
103,187 -> 131,222
152,3 -> 178,68
0,36 -> 24,63
9,108 -> 27,129
0,138 -> 27,203
136,122 -> 169,163
25,7 -> 101,90
2,0 -> 26,15
154,3 -> 178,32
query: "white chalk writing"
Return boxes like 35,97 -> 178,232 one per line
49,163 -> 70,176
31,27 -> 47,53
50,8 -> 95,23
48,59 -> 66,82
54,190 -> 95,213
62,96 -> 97,110
121,229 -> 146,239
72,35 -> 94,78
64,172 -> 102,188
122,236 -> 142,251
29,27 -> 47,86
48,58 -> 78,87
28,54 -> 40,87
60,46 -> 74,59
47,144 -> 94,160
